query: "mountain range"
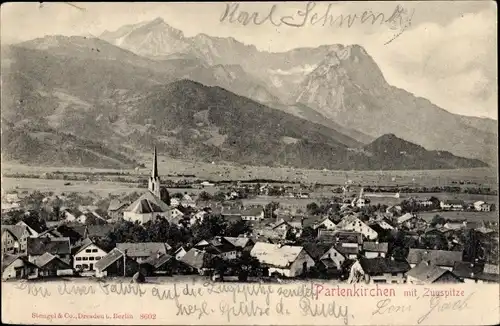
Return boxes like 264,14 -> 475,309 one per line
1,17 -> 495,170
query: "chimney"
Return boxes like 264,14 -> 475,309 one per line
157,251 -> 161,259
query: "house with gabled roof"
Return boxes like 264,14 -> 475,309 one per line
348,257 -> 410,284
33,252 -> 73,277
406,261 -> 462,284
407,248 -> 463,271
1,254 -> 39,280
16,219 -> 47,237
194,237 -> 238,260
72,238 -> 108,275
140,252 -> 185,276
336,215 -> 378,240
123,191 -> 171,224
27,237 -> 71,265
107,199 -> 129,220
116,242 -> 172,263
304,243 -> 345,271
1,225 -> 31,255
250,242 -> 315,277
179,248 -> 214,275
95,248 -> 140,277
313,217 -> 337,230
452,261 -> 499,284
363,242 -> 389,258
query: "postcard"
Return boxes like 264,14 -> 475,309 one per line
1,1 -> 498,325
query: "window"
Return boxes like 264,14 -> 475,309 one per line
92,249 -> 98,253
83,257 -> 88,261
83,264 -> 89,269
85,249 -> 91,253
76,265 -> 82,269
89,257 -> 95,261
96,257 -> 101,260
391,272 -> 399,276
76,257 -> 82,261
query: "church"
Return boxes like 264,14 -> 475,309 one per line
123,147 -> 172,224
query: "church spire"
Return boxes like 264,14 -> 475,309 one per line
152,146 -> 159,178
148,146 -> 161,197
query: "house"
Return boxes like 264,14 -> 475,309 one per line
483,263 -> 499,275
313,217 -> 337,230
116,242 -> 172,263
170,197 -> 180,207
241,207 -> 265,221
76,211 -> 107,225
223,237 -> 255,252
62,208 -> 84,222
335,245 -> 359,260
440,200 -> 464,211
72,238 -> 108,275
180,194 -> 197,208
16,219 -> 46,237
407,249 -> 463,271
140,253 -> 177,276
221,208 -> 242,221
397,213 -> 417,228
1,255 -> 39,280
336,215 -> 378,240
473,201 -> 492,212
386,205 -> 402,217
363,242 -> 389,258
406,261 -> 462,284
70,224 -> 115,241
194,237 -> 238,260
304,243 -> 346,271
94,248 -> 140,277
1,225 -> 31,255
443,220 -> 467,230
452,261 -> 499,284
26,237 -> 71,265
33,252 -> 73,277
348,257 -> 410,284
179,248 -> 214,275
107,199 -> 129,219
250,242 -> 315,277
170,208 -> 185,221
190,210 -> 208,225
175,247 -> 187,260
318,230 -> 363,250
123,191 -> 171,224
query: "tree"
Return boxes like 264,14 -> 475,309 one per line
198,191 -> 213,201
160,187 -> 170,206
430,215 -> 446,227
306,202 -> 320,215
285,229 -> 296,241
264,202 -> 279,219
226,220 -> 251,237
213,191 -> 227,202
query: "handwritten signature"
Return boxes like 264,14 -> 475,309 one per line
220,2 -> 414,44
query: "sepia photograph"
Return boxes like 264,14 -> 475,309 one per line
1,1 -> 498,325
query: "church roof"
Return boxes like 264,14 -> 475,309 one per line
124,191 -> 169,214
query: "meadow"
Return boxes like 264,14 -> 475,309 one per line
1,161 -> 497,187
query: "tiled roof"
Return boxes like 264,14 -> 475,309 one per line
1,254 -> 37,272
125,191 -> 170,213
180,248 -> 213,270
142,253 -> 174,269
223,237 -> 253,249
359,257 -> 410,275
18,219 -> 47,234
1,225 -> 29,240
397,213 -> 415,224
407,249 -> 463,267
33,252 -> 70,268
27,237 -> 71,256
407,261 -> 455,283
250,242 -> 304,268
95,248 -> 124,271
117,242 -> 172,258
363,242 -> 389,253
303,243 -> 334,260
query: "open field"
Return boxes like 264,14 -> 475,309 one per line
0,178 -> 218,197
417,211 -> 499,223
1,161 -> 498,187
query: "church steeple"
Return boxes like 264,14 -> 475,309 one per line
148,146 -> 161,197
152,146 -> 159,179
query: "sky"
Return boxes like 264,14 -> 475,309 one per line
1,1 -> 497,119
